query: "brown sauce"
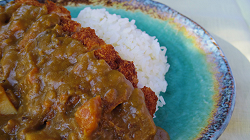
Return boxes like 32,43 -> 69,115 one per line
0,1 -> 169,140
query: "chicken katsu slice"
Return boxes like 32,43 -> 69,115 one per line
71,27 -> 106,51
93,45 -> 138,87
93,45 -> 158,116
141,86 -> 158,116
15,0 -> 158,116
94,44 -> 138,88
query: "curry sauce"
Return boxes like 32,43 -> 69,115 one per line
0,1 -> 169,140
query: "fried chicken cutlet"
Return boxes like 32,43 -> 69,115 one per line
12,0 -> 158,116
14,0 -> 159,116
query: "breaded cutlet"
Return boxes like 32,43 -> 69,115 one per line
15,0 -> 158,116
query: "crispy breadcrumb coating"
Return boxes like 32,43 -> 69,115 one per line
94,44 -> 139,88
71,27 -> 106,51
141,86 -> 158,116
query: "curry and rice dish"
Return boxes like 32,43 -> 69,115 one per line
0,0 -> 169,139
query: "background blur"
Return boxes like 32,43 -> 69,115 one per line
154,0 -> 250,139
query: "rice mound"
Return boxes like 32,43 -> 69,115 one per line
73,7 -> 170,111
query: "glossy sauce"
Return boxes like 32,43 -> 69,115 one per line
0,2 -> 169,140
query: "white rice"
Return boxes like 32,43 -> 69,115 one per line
73,7 -> 170,112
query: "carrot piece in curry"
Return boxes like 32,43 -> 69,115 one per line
75,95 -> 102,136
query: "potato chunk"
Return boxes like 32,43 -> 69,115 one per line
0,86 -> 17,115
75,95 -> 102,136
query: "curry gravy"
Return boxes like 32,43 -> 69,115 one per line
0,1 -> 169,140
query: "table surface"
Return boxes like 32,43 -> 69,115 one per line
155,0 -> 250,139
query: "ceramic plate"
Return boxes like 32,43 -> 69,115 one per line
0,0 -> 236,139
